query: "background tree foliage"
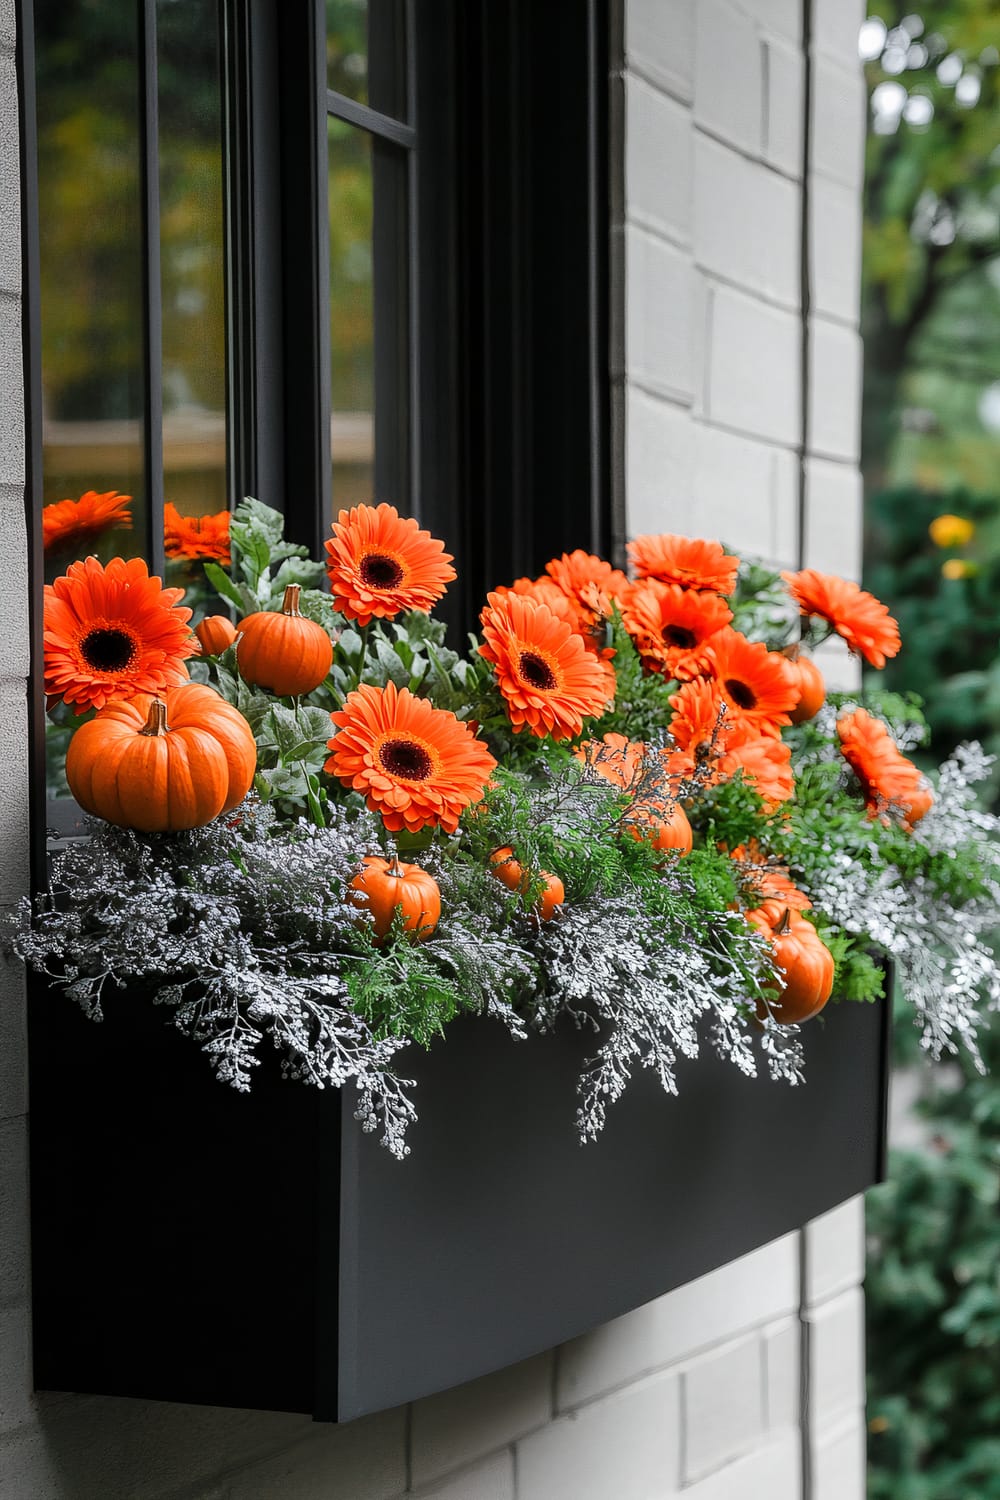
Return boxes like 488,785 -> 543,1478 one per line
862,1 -> 1000,485
863,7 -> 1000,1495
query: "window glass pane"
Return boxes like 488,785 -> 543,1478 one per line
328,118 -> 410,516
326,0 -> 406,119
157,0 -> 229,609
35,0 -> 147,580
329,116 -> 375,508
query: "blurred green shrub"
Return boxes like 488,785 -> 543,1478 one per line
867,997 -> 1000,1499
867,484 -> 1000,799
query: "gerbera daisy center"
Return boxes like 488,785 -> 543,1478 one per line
360,551 -> 406,590
662,624 -> 697,650
79,626 -> 139,674
379,736 -> 434,781
518,651 -> 558,692
724,678 -> 757,711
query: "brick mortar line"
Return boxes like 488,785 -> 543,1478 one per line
626,58 -> 691,110
408,1411 -> 558,1493
625,208 -> 691,256
552,1313 -> 800,1418
693,120 -> 802,187
692,264 -> 802,319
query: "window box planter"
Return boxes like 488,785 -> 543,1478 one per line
28,978 -> 889,1421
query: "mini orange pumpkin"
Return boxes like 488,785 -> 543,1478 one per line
626,799 -> 693,855
488,847 -> 564,921
236,584 -> 333,696
785,647 -> 826,725
65,683 -> 257,831
748,905 -> 835,1024
534,871 -> 565,922
488,846 -> 525,891
195,614 -> 238,656
347,855 -> 441,943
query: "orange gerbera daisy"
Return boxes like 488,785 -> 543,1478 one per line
42,490 -> 132,553
623,580 -> 732,680
781,569 -> 901,669
837,708 -> 932,828
667,681 -> 791,802
704,629 -> 800,738
668,677 -> 738,755
498,576 -> 579,628
163,503 -> 231,565
575,732 -> 645,790
44,556 -> 195,714
326,681 -> 496,834
729,842 -> 812,911
325,502 -> 456,626
720,735 -> 795,808
479,591 -> 609,740
544,550 -> 631,623
627,533 -> 739,594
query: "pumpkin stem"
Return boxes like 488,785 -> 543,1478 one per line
775,907 -> 792,936
782,642 -> 801,663
387,851 -> 406,880
139,698 -> 170,737
281,584 -> 303,617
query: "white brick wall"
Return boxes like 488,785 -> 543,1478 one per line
0,1 -> 871,1496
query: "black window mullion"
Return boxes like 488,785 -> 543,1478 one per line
370,142 -> 410,511
222,0 -> 287,515
220,0 -> 256,511
405,0 -> 420,520
138,0 -> 165,578
410,0 -> 461,605
16,0 -> 48,885
276,0 -> 331,561
586,0 -> 611,563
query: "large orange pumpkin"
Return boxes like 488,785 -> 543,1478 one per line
66,683 -> 257,832
785,647 -> 826,725
488,847 -> 564,921
748,904 -> 835,1024
195,614 -> 237,656
347,855 -> 441,943
236,584 -> 333,696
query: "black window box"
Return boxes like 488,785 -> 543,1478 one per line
28,982 -> 889,1421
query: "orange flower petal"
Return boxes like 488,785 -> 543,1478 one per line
837,707 -> 931,827
627,533 -> 739,594
782,569 -> 900,669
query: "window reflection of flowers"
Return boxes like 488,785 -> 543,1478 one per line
42,489 -> 132,554
163,501 -> 231,565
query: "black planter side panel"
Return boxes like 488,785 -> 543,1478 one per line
336,998 -> 886,1420
27,985 -> 336,1416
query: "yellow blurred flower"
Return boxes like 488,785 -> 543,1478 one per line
942,558 -> 976,580
929,513 -> 974,548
